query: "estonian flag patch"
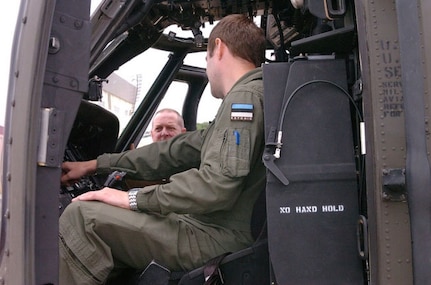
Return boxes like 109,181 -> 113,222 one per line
231,103 -> 254,121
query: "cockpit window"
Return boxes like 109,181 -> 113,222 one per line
92,48 -> 171,134
92,47 -> 221,144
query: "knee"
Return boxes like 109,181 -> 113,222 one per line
60,200 -> 82,218
59,200 -> 92,228
59,200 -> 96,240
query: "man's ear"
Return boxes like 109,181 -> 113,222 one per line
214,38 -> 225,59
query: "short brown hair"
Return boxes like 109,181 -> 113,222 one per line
208,14 -> 266,67
154,108 -> 184,128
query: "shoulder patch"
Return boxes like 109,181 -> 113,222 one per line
231,103 -> 254,121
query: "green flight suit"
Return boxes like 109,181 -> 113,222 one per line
59,68 -> 266,285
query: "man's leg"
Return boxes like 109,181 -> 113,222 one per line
59,200 -> 250,284
58,200 -> 224,284
59,201 -> 120,285
59,200 -> 184,284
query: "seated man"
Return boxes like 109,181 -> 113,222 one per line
59,14 -> 267,285
130,108 -> 186,148
127,108 -> 186,184
150,108 -> 186,142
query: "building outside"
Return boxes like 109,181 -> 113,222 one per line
98,72 -> 139,134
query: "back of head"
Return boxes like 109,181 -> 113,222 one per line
208,14 -> 266,67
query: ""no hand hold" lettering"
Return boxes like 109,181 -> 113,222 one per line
279,205 -> 345,214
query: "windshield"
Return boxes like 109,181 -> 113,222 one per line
90,11 -> 222,144
92,47 -> 221,146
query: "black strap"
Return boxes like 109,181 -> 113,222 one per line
263,126 -> 289,185
203,252 -> 230,285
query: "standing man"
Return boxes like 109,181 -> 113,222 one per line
150,108 -> 186,142
59,14 -> 267,284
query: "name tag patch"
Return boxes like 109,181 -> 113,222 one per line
231,103 -> 254,121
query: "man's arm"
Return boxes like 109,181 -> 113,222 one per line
72,187 -> 130,209
61,160 -> 97,185
96,130 -> 203,180
61,130 -> 202,185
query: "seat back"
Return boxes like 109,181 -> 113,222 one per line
250,187 -> 267,241
262,59 -> 364,284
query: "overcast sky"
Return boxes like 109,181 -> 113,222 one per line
0,2 -> 20,126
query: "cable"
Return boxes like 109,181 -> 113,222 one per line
273,79 -> 364,158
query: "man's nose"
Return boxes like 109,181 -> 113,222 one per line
160,128 -> 171,137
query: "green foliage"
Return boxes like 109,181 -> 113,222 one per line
196,122 -> 210,130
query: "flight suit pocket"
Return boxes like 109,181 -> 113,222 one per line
220,128 -> 251,177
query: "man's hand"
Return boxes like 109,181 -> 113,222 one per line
61,160 -> 97,185
72,187 -> 130,210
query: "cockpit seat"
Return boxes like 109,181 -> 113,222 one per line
105,188 -> 269,285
